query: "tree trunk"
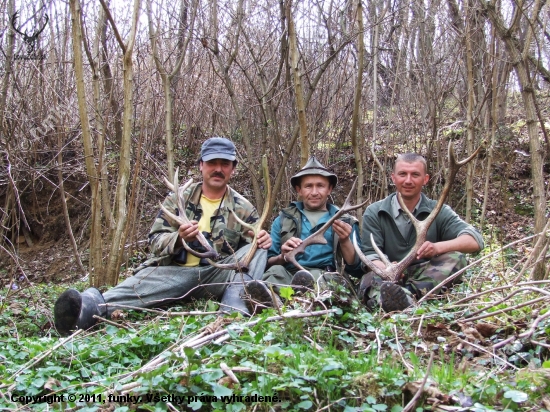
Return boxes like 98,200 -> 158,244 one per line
69,0 -> 104,285
350,0 -> 365,223
104,0 -> 141,286
483,0 -> 547,279
286,0 -> 309,166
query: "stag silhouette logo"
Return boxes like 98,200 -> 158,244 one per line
11,11 -> 48,59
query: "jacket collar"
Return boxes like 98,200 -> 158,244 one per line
381,192 -> 433,217
188,182 -> 237,210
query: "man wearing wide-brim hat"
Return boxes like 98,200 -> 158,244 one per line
245,156 -> 363,312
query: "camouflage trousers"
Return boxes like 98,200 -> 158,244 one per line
262,265 -> 345,293
103,245 -> 267,316
359,251 -> 467,301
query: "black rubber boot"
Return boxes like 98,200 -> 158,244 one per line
220,283 -> 250,316
244,280 -> 281,315
290,270 -> 315,293
54,288 -> 106,336
379,282 -> 413,312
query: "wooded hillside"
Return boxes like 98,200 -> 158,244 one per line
0,0 -> 549,410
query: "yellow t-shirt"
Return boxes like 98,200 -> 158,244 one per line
182,195 -> 221,267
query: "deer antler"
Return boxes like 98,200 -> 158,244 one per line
284,177 -> 370,271
354,141 -> 482,282
160,169 -> 220,260
204,155 -> 272,273
11,12 -> 49,40
11,12 -> 26,37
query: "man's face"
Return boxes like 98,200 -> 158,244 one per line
200,159 -> 235,193
295,175 -> 333,211
391,160 -> 429,202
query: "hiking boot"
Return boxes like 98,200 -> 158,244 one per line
379,282 -> 413,312
290,270 -> 315,293
54,288 -> 107,336
245,281 -> 280,314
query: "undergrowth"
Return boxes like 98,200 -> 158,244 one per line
1,262 -> 549,411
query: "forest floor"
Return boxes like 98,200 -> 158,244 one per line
0,145 -> 549,411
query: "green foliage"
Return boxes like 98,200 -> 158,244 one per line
1,263 -> 549,411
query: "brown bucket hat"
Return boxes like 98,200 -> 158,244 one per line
290,156 -> 338,189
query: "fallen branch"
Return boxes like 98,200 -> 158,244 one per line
402,351 -> 435,412
463,295 -> 549,322
4,329 -> 83,391
93,315 -> 132,331
417,233 -> 540,305
220,362 -> 240,384
115,309 -> 337,393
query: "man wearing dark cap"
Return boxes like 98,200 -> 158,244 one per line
54,137 -> 272,335
245,157 -> 362,312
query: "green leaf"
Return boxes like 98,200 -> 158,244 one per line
212,383 -> 232,397
31,377 -> 45,388
543,360 -> 550,368
296,400 -> 313,409
189,401 -> 202,410
280,286 -> 295,300
503,390 -> 528,403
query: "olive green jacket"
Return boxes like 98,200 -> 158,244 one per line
361,193 -> 484,264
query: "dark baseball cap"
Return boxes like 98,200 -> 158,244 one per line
200,137 -> 237,162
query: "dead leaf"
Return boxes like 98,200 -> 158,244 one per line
44,377 -> 61,392
217,376 -> 237,388
111,310 -> 126,320
475,322 -> 498,338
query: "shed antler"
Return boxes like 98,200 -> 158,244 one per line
160,170 -> 220,261
354,141 -> 482,282
211,155 -> 271,272
161,156 -> 271,273
284,178 -> 370,271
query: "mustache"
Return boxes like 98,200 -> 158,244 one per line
211,172 -> 225,178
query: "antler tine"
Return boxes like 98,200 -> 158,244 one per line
159,171 -> 220,260
11,12 -> 25,37
352,236 -> 392,281
206,155 -> 272,273
284,177 -> 370,271
35,13 -> 49,37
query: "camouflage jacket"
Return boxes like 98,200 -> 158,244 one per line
136,182 -> 259,270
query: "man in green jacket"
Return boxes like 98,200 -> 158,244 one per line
360,153 -> 484,312
54,137 -> 272,335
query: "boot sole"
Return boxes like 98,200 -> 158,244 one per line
54,289 -> 82,336
380,282 -> 412,312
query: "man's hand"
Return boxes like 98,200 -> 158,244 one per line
281,237 -> 302,254
416,241 -> 439,259
178,220 -> 199,243
247,229 -> 272,249
332,220 -> 352,244
416,235 -> 479,259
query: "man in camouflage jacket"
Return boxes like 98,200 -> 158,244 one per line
54,137 -> 271,336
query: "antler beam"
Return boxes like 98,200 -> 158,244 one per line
160,169 -> 220,260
